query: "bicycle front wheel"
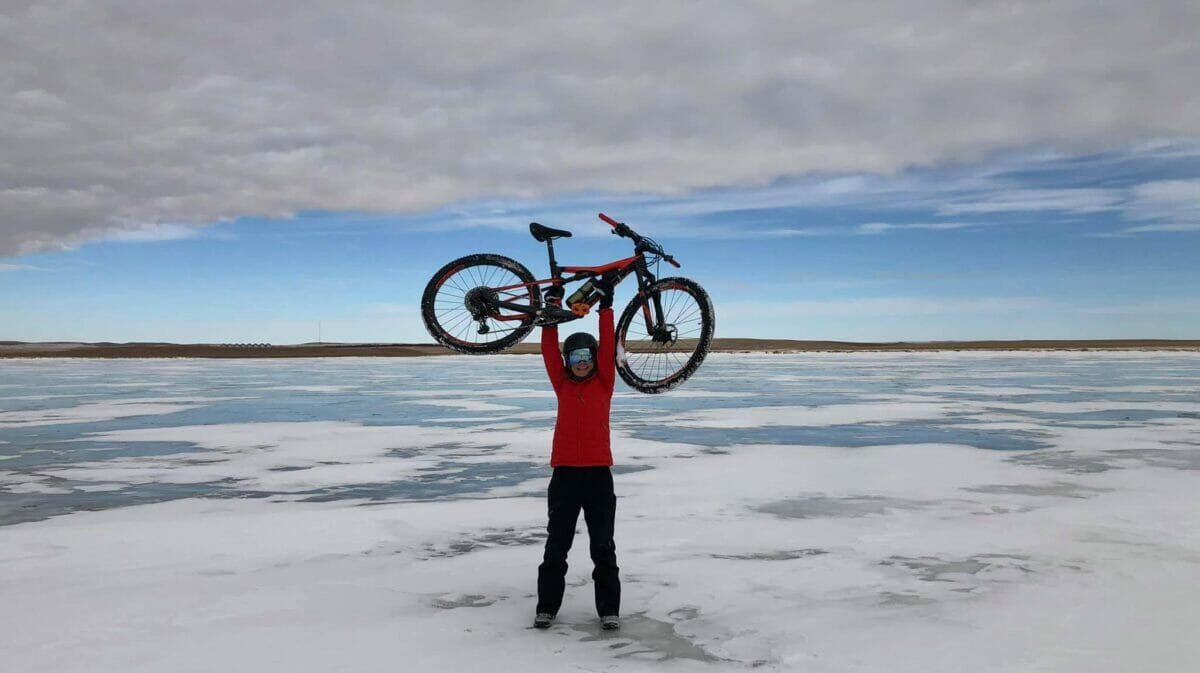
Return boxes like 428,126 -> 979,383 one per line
421,253 -> 540,354
615,277 -> 715,393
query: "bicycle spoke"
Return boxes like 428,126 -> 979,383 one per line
422,254 -> 548,355
443,311 -> 474,338
672,304 -> 701,324
665,288 -> 683,320
618,286 -> 709,385
428,262 -> 538,345
436,313 -> 472,336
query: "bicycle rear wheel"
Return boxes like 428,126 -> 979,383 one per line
615,277 -> 715,393
421,254 -> 540,354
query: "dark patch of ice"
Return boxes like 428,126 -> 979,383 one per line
667,606 -> 700,621
573,612 -> 724,664
1010,447 -> 1200,473
628,422 -> 1049,451
422,527 -> 547,559
963,481 -> 1113,498
1006,450 -> 1118,474
711,548 -> 829,561
300,460 -> 546,502
431,594 -> 498,609
757,495 -> 930,519
878,592 -> 938,607
1106,448 -> 1200,470
881,554 -> 1035,584
0,479 -> 219,526
1011,409 -> 1184,424
0,440 -> 201,470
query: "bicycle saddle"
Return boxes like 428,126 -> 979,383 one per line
529,222 -> 572,242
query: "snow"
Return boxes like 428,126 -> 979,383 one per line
0,400 -> 210,428
1,353 -> 1199,672
656,402 -> 962,428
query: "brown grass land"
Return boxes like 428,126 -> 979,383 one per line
1,339 -> 1197,358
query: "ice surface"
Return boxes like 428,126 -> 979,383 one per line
0,400 -> 211,427
1,353 -> 1199,672
656,401 -> 962,427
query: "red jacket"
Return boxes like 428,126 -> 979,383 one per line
541,308 -> 616,467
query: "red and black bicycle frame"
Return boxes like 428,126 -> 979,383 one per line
484,237 -> 666,335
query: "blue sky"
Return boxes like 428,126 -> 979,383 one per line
3,4 -> 1198,343
3,141 -> 1197,343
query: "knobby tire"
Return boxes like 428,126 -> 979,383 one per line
615,277 -> 715,393
420,254 -> 540,354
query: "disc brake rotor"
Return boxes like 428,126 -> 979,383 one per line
651,323 -> 679,345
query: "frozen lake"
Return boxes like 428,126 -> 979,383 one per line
2,352 -> 1199,672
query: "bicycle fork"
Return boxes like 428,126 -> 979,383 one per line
641,294 -> 677,345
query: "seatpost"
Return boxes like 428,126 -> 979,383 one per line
545,240 -> 560,276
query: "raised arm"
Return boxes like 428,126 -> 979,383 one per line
597,307 -> 616,388
541,324 -> 565,391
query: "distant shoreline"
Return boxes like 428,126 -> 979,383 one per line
2,339 -> 1198,359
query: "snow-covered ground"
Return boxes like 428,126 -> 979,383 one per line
2,353 -> 1198,672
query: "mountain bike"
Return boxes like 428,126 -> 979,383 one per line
421,213 -> 715,394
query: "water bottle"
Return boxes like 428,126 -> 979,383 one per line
565,280 -> 596,306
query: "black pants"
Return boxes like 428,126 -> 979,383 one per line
536,466 -> 620,617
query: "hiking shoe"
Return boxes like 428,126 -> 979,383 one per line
600,615 -> 620,631
533,612 -> 555,629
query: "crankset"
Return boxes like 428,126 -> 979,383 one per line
533,304 -> 579,326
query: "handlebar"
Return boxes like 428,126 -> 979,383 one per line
598,213 -> 682,268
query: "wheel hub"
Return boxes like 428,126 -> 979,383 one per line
650,323 -> 678,345
464,287 -> 499,335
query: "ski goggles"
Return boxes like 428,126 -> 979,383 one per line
566,348 -> 594,366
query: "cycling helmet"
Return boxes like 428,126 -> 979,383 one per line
563,332 -> 598,355
563,332 -> 598,381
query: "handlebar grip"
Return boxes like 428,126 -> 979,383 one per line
598,213 -> 621,227
667,258 -> 681,268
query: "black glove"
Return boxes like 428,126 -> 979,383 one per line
594,277 -> 614,310
544,285 -> 564,306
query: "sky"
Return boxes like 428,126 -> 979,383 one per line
1,1 -> 1198,343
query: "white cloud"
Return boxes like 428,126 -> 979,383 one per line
759,227 -> 841,237
657,224 -> 844,238
596,220 -> 970,239
1074,179 -> 1200,235
0,262 -> 48,272
101,223 -> 205,243
719,296 -> 1057,319
936,188 -> 1123,215
2,1 -> 1198,255
1109,179 -> 1200,234
856,222 -> 974,235
1118,222 -> 1200,233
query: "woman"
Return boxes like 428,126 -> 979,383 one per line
534,280 -> 620,631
